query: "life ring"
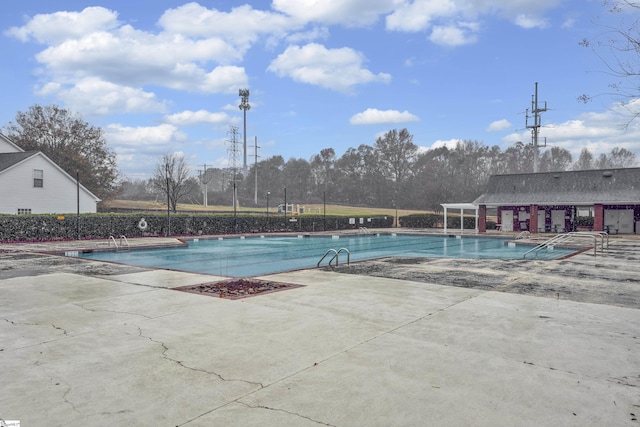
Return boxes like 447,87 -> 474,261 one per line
137,218 -> 148,231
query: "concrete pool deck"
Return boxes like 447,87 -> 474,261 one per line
1,233 -> 639,426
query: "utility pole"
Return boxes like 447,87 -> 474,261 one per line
526,82 -> 547,173
253,136 -> 260,204
239,89 -> 250,175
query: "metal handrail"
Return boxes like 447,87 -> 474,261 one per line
317,247 -> 350,268
515,231 -> 530,240
567,231 -> 608,253
119,235 -> 130,250
328,248 -> 350,266
523,234 -> 574,259
523,232 -> 607,259
317,249 -> 337,267
108,235 -> 118,249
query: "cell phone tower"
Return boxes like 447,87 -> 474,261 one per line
239,88 -> 250,175
525,82 -> 547,173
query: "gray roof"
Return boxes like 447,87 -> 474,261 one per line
0,151 -> 38,172
473,168 -> 640,206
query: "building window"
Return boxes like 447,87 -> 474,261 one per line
33,169 -> 43,188
17,208 -> 32,214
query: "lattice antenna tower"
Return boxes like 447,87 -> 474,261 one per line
227,125 -> 241,182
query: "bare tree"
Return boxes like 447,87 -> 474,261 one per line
4,104 -> 120,200
539,147 -> 574,172
310,148 -> 336,195
573,148 -> 596,170
151,154 -> 197,212
579,1 -> 640,123
595,146 -> 637,168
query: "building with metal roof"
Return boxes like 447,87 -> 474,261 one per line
472,168 -> 640,234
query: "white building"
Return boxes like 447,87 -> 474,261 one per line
0,133 -> 100,214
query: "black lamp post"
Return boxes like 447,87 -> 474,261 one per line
323,191 -> 326,231
395,202 -> 399,228
266,191 -> 270,232
284,186 -> 287,223
233,181 -> 237,234
76,171 -> 80,240
166,164 -> 171,236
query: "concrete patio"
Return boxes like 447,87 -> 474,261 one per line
0,236 -> 639,426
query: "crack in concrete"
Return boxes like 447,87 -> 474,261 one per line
237,401 -> 337,426
609,375 -> 640,388
175,298 -> 478,426
181,294 -> 480,425
72,303 -> 154,319
131,324 -> 264,389
62,383 -> 79,413
4,318 -> 69,336
52,323 -> 68,335
48,376 -> 79,413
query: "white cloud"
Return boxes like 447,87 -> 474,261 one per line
350,108 -> 419,125
385,0 -> 561,33
429,23 -> 479,46
286,26 -> 331,44
4,6 -> 119,43
502,101 -> 640,160
386,0 -> 457,32
267,43 -> 391,92
487,119 -> 512,132
164,110 -> 232,126
157,3 -> 295,49
106,123 -> 186,149
37,77 -> 166,116
106,123 -> 189,175
175,65 -> 249,94
424,138 -> 462,151
273,0 -> 399,27
514,14 -> 549,29
34,29 -> 246,90
7,5 -> 252,115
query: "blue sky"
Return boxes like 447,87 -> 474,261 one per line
1,0 -> 639,179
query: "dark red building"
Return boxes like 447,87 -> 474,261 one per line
473,168 -> 640,234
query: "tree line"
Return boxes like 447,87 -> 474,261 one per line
3,105 -> 636,212
132,128 -> 636,212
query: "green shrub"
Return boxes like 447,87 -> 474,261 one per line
0,213 -> 394,242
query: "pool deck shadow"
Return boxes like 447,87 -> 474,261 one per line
0,232 -> 639,426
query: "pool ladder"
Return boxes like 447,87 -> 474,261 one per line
523,231 -> 608,259
317,248 -> 350,268
108,235 -> 130,251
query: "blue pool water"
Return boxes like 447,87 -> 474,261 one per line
77,234 -> 576,278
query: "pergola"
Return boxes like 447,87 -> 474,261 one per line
441,203 -> 478,234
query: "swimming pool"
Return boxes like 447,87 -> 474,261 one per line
76,234 -> 577,278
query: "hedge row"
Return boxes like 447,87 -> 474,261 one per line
0,213 -> 395,242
